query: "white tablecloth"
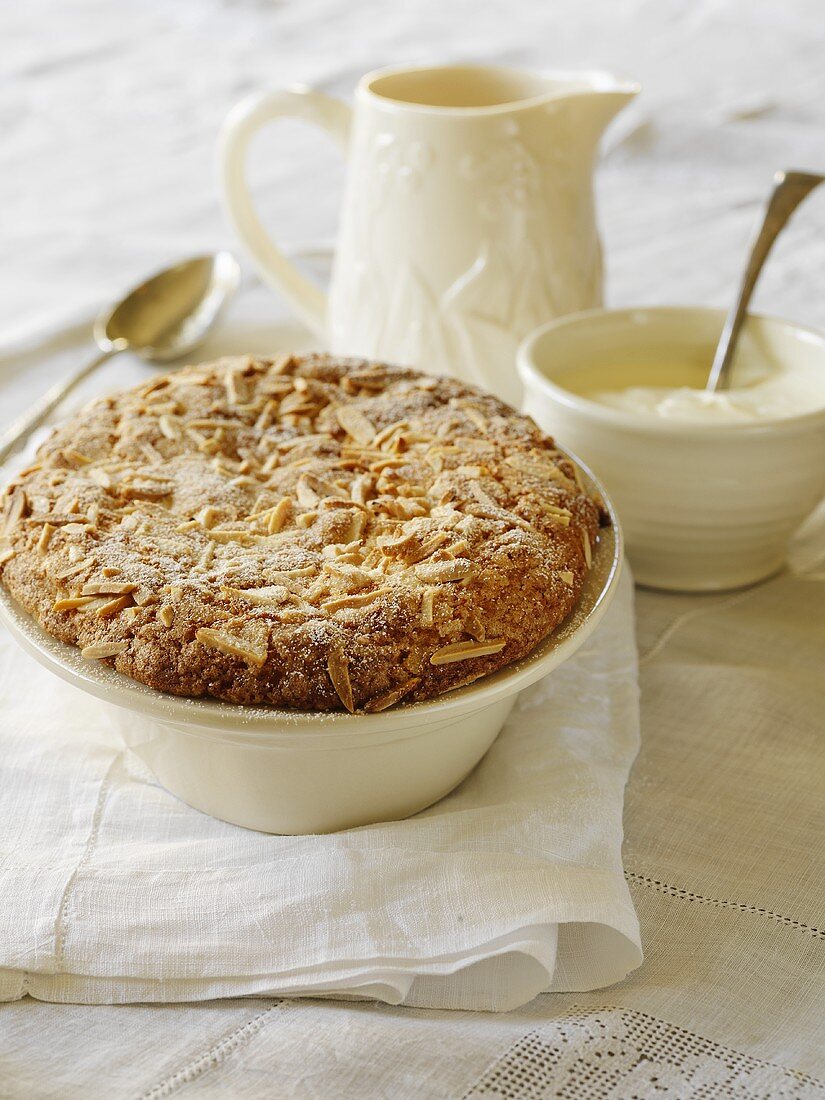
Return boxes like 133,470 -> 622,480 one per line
2,0 -> 824,1095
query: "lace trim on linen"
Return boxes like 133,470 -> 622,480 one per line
462,1006 -> 825,1099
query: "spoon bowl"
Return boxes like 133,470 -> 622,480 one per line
95,252 -> 241,361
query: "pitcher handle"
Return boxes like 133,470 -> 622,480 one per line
218,87 -> 351,338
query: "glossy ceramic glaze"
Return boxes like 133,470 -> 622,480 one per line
518,307 -> 825,592
219,63 -> 637,405
0,471 -> 620,834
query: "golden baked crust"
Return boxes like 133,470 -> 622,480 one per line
0,354 -> 605,711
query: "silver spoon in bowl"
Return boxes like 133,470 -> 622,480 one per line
0,251 -> 241,465
706,169 -> 824,392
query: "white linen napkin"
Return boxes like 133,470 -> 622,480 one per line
0,562 -> 641,1012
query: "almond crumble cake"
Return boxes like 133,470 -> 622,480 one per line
0,354 -> 607,712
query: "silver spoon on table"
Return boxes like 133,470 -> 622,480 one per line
706,169 -> 824,392
0,251 -> 241,465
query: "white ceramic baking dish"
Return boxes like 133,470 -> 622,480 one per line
0,464 -> 620,835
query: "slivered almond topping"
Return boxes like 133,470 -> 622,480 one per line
224,369 -> 240,405
406,531 -> 448,565
81,581 -> 137,596
53,596 -> 94,611
466,504 -> 533,532
364,677 -> 421,713
322,587 -> 391,612
140,441 -> 163,465
196,506 -> 221,528
234,469 -> 260,486
542,503 -> 572,519
470,482 -> 499,510
223,585 -> 291,606
267,499 -> 292,534
296,475 -> 319,508
559,570 -> 574,585
158,605 -> 175,628
582,529 -> 592,568
158,414 -> 181,440
119,482 -> 172,501
296,511 -> 316,529
187,417 -> 246,430
540,510 -> 571,527
3,489 -> 27,534
184,420 -> 208,444
430,639 -> 506,665
462,407 -> 488,431
37,523 -> 55,554
206,529 -> 256,544
54,559 -> 92,580
77,597 -> 111,613
28,513 -> 81,526
446,538 -> 469,557
269,566 -> 317,580
369,457 -> 407,473
279,391 -> 315,415
414,558 -> 473,584
255,399 -> 277,431
420,588 -> 436,627
196,628 -> 268,668
270,353 -> 296,375
345,510 -> 367,542
97,595 -> 132,618
504,452 -> 574,488
0,547 -> 14,565
62,449 -> 91,467
335,405 -> 376,445
88,467 -> 112,489
326,647 -> 354,712
81,642 -> 128,659
463,612 -> 486,641
372,420 -> 409,448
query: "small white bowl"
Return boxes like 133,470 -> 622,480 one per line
518,307 -> 825,592
0,465 -> 620,834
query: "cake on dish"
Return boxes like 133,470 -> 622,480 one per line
0,354 -> 607,712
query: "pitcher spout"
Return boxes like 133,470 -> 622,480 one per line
542,69 -> 640,142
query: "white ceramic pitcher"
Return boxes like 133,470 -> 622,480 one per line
219,63 -> 637,405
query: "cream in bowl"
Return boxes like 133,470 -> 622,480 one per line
585,341 -> 825,423
518,307 -> 825,592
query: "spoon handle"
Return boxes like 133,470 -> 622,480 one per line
706,169 -> 825,392
0,347 -> 118,467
